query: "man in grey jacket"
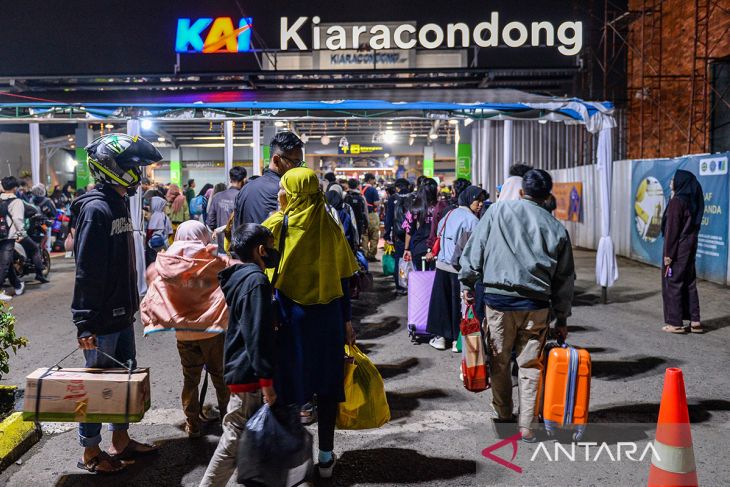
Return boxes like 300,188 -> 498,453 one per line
459,169 -> 574,442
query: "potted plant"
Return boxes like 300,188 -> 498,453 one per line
0,304 -> 37,472
0,304 -> 28,417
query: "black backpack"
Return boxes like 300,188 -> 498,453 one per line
22,201 -> 39,219
0,200 -> 10,240
345,190 -> 368,236
392,193 -> 414,240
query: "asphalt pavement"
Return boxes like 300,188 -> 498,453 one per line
0,250 -> 728,486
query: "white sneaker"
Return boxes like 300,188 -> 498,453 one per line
0,292 -> 11,302
14,282 -> 25,296
429,336 -> 447,350
451,340 -> 460,353
318,453 -> 336,479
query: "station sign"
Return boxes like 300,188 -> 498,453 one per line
176,13 -> 583,57
176,17 -> 253,53
338,144 -> 388,155
281,14 -> 582,56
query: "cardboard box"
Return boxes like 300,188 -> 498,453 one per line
22,368 -> 151,423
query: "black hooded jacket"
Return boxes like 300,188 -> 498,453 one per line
71,185 -> 138,337
219,263 -> 276,391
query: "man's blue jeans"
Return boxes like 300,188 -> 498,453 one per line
78,326 -> 137,447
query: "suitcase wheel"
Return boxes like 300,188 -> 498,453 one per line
572,425 -> 586,442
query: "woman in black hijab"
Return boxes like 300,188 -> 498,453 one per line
661,169 -> 704,334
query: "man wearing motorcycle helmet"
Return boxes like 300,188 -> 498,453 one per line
71,133 -> 161,473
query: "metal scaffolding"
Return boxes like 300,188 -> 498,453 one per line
600,0 -> 730,158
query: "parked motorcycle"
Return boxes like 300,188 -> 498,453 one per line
14,214 -> 52,279
51,208 -> 70,252
13,240 -> 51,279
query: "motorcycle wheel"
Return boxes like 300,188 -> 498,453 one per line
41,250 -> 51,277
13,258 -> 24,278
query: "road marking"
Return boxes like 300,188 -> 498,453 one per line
39,408 -> 486,435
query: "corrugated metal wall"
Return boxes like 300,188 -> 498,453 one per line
469,110 -> 631,256
470,109 -> 627,201
550,160 -> 633,258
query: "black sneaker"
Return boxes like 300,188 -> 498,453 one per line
36,275 -> 50,284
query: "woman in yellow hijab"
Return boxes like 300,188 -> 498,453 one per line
262,167 -> 358,475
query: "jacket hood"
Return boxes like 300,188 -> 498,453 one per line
219,263 -> 264,305
70,187 -> 116,215
154,242 -> 220,281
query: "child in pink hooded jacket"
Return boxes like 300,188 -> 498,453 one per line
141,220 -> 231,437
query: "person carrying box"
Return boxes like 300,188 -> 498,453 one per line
72,134 -> 162,473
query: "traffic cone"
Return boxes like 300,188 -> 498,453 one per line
647,368 -> 698,487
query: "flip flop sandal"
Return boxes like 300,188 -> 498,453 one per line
300,403 -> 317,425
662,325 -> 687,334
690,326 -> 705,334
77,451 -> 126,474
110,440 -> 159,461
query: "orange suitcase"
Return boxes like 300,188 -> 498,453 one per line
542,345 -> 591,440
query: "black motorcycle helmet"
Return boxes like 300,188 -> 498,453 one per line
85,133 -> 162,192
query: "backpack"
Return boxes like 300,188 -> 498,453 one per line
189,195 -> 206,217
344,190 -> 368,236
392,193 -> 414,240
0,200 -> 9,240
22,200 -> 39,219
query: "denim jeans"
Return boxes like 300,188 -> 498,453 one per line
78,325 -> 137,447
0,239 -> 21,289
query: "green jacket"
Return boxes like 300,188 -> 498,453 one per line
184,187 -> 195,205
458,199 -> 574,321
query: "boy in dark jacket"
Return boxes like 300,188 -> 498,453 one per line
200,223 -> 279,486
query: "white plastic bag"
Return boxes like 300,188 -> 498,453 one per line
398,259 -> 414,288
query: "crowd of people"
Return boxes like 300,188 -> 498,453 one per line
61,129 -> 704,481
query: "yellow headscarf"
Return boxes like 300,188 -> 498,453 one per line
262,167 -> 359,305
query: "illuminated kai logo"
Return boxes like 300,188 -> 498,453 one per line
176,17 -> 253,53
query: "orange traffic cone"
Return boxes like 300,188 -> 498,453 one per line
647,368 -> 698,487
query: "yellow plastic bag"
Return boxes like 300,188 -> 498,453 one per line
336,344 -> 390,430
383,242 -> 395,255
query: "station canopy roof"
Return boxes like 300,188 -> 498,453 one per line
0,89 -> 614,137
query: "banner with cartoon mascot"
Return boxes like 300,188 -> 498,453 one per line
631,153 -> 729,283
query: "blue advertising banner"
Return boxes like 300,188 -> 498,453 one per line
630,153 -> 729,283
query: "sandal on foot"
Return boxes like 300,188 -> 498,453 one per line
77,451 -> 126,474
300,403 -> 317,425
520,429 -> 538,443
690,325 -> 704,334
110,440 -> 159,461
662,325 -> 687,334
